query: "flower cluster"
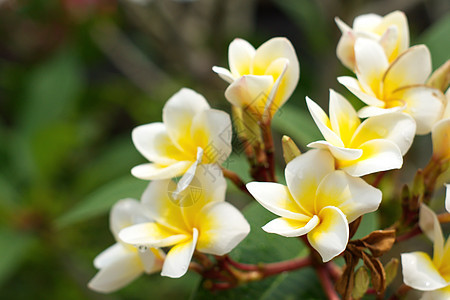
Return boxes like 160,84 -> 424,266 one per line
89,9 -> 449,299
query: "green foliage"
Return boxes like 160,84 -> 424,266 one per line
0,228 -> 35,287
56,176 -> 148,229
420,12 -> 450,69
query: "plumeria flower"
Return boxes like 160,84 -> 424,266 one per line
338,38 -> 445,134
132,88 -> 232,191
401,204 -> 450,299
213,37 -> 300,119
89,199 -> 164,293
306,90 -> 416,177
119,165 -> 250,278
246,149 -> 382,262
335,10 -> 409,70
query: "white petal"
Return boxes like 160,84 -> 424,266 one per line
329,89 -> 361,145
307,206 -> 349,262
132,123 -> 185,165
350,112 -> 416,155
391,86 -> 444,135
228,38 -> 256,78
212,66 -> 235,84
401,252 -> 447,291
161,228 -> 198,278
93,243 -> 131,270
253,37 -> 299,88
191,109 -> 232,164
376,11 -> 409,60
262,215 -> 319,238
308,140 -> 363,161
285,149 -> 335,214
246,182 -> 311,220
422,286 -> 450,300
446,184 -> 450,214
357,104 -> 404,118
119,222 -> 189,248
180,164 -> 227,229
306,97 -> 344,147
315,171 -> 382,222
140,179 -> 190,232
263,57 -> 289,117
131,161 -> 191,180
383,45 -> 432,96
163,88 -> 210,150
354,38 -> 388,96
353,13 -> 382,31
337,76 -> 385,107
379,25 -> 399,61
170,147 -> 203,200
110,198 -> 143,239
336,29 -> 356,70
339,139 -> 403,176
196,201 -> 250,255
419,204 -> 444,265
335,17 -> 352,33
432,119 -> 450,161
225,75 -> 274,116
89,248 -> 143,293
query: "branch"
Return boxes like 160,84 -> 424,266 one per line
221,167 -> 251,196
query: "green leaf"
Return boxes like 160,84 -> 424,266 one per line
55,176 -> 148,229
420,13 -> 450,69
0,228 -> 35,287
272,104 -> 321,147
18,47 -> 83,133
75,136 -> 143,193
353,211 -> 379,240
191,202 -> 325,299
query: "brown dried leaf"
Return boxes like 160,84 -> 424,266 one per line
360,229 -> 396,257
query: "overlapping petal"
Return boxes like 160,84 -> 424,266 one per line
88,245 -> 144,293
307,206 -> 349,262
246,182 -> 311,220
401,252 -> 448,291
110,198 -> 144,239
338,139 -> 403,176
228,38 -> 256,78
315,171 -> 382,222
196,201 -> 250,255
262,216 -> 319,238
131,161 -> 192,181
119,222 -> 190,248
161,228 -> 198,278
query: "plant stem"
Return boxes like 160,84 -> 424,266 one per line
221,167 -> 251,196
261,119 -> 276,182
396,225 -> 421,243
372,171 -> 387,188
316,264 -> 340,300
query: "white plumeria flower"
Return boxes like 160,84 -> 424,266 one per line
246,149 -> 382,262
338,38 -> 445,134
132,88 -> 232,191
213,37 -> 300,119
89,199 -> 164,293
119,165 -> 250,278
306,90 -> 416,177
401,204 -> 450,299
335,10 -> 409,70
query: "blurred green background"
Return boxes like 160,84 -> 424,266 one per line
0,0 -> 449,299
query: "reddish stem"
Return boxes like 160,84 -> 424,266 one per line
372,171 -> 387,188
221,167 -> 251,196
316,264 -> 340,300
261,119 -> 276,182
396,225 -> 421,243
